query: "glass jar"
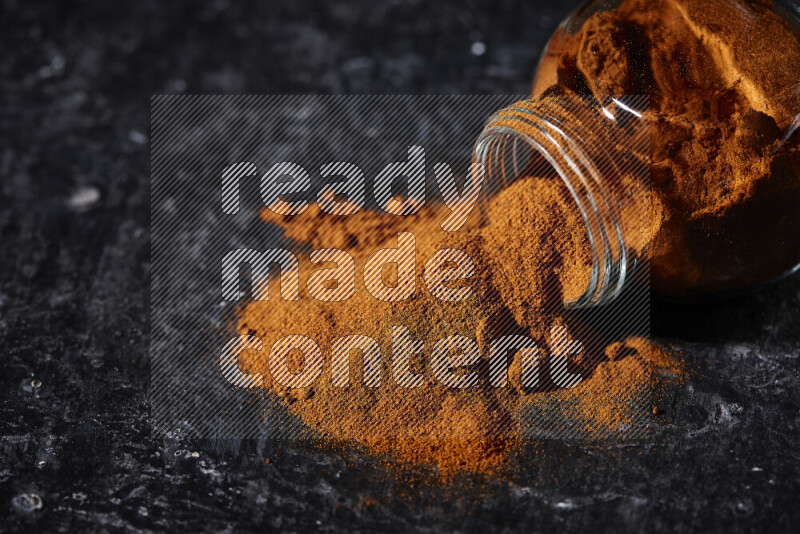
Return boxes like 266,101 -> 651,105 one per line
474,0 -> 800,307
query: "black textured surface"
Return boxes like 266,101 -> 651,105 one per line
1,0 -> 799,531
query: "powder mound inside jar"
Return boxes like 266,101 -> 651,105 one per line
483,176 -> 593,331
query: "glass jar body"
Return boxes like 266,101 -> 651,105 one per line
476,0 -> 800,304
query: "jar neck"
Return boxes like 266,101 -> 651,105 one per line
473,87 -> 649,308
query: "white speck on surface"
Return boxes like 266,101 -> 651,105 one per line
554,500 -> 577,510
751,466 -> 763,472
68,186 -> 100,209
471,41 -> 486,56
12,493 -> 43,512
198,460 -> 222,478
510,485 -> 533,498
128,130 -> 148,144
38,55 -> 65,79
51,55 -> 65,72
735,501 -> 751,513
342,56 -> 373,72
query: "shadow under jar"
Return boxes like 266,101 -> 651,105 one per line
474,0 -> 800,307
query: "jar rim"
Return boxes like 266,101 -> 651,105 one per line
473,95 -> 643,308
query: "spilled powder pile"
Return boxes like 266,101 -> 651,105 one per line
532,0 -> 800,297
237,177 -> 684,473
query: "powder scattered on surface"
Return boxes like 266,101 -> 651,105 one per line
238,179 -> 683,473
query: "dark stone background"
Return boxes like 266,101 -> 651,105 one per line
1,0 -> 798,531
